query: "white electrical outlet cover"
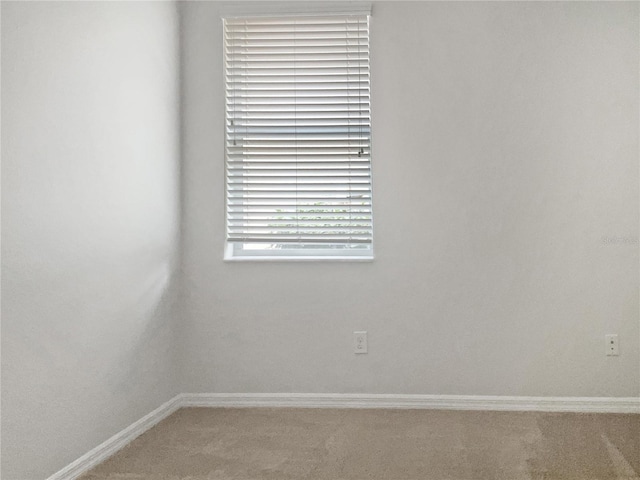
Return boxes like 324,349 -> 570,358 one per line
354,331 -> 367,354
605,334 -> 619,356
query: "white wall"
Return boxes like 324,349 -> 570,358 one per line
180,2 -> 639,397
1,2 -> 638,477
1,2 -> 181,479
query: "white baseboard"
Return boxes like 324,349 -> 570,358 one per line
45,392 -> 640,480
181,393 -> 640,414
46,394 -> 182,480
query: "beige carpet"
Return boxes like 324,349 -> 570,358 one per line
80,407 -> 639,480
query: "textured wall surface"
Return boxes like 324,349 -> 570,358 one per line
180,1 -> 639,397
1,2 -> 181,478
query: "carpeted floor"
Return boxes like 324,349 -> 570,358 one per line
80,407 -> 640,480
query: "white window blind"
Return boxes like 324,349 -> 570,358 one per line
224,14 -> 373,259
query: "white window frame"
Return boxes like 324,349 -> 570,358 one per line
223,9 -> 374,262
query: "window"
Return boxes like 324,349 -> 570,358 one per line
224,13 -> 373,260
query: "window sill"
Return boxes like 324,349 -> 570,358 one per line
223,255 -> 374,262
